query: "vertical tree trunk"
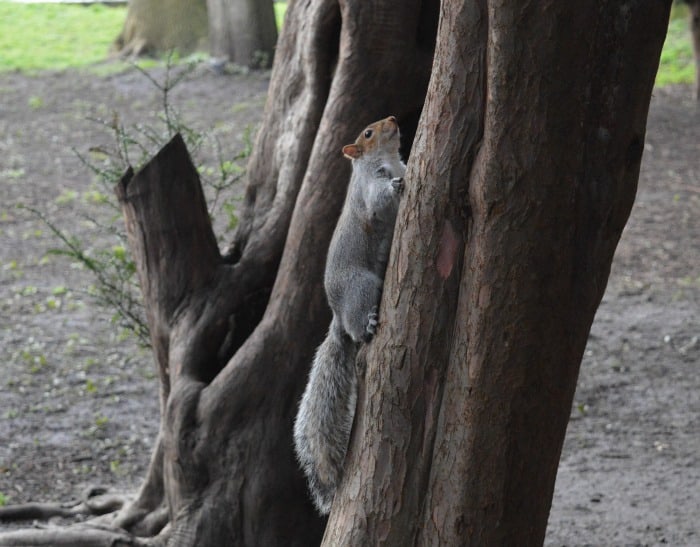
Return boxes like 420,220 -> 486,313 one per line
206,0 -> 278,68
113,0 -> 438,544
112,0 -> 209,57
324,1 -> 671,545
2,1 -> 669,545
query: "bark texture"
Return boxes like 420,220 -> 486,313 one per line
112,0 -> 208,57
324,1 -> 671,545
206,0 -> 278,67
112,0 -> 437,544
0,1 -> 670,546
114,134 -> 324,545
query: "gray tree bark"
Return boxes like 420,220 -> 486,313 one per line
0,0 -> 671,545
114,0 -> 437,544
324,1 -> 672,544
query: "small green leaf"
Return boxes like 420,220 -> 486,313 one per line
28,96 -> 44,109
112,245 -> 126,261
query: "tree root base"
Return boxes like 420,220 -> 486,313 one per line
0,487 -> 169,547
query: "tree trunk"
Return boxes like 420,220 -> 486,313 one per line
112,0 -> 209,57
0,1 -> 671,546
113,0 -> 437,544
323,1 -> 671,545
206,0 -> 278,68
115,133 -> 326,545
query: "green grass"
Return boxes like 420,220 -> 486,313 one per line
274,1 -> 287,30
0,1 -> 287,74
0,2 -> 126,72
0,1 -> 693,86
657,3 -> 695,86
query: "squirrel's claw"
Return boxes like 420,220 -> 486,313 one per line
364,306 -> 379,342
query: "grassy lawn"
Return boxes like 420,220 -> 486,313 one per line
274,1 -> 286,29
657,3 -> 696,86
0,2 -> 126,72
0,1 -> 286,74
0,0 -> 694,86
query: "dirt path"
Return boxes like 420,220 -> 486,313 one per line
548,86 -> 700,545
0,68 -> 698,544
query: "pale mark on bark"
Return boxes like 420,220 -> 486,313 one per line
436,219 -> 459,279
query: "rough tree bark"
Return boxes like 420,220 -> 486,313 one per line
207,0 -> 278,68
112,0 -> 209,57
323,1 -> 672,545
112,0 -> 437,543
0,0 -> 671,546
0,0 -> 436,545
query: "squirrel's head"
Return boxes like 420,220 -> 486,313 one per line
342,116 -> 400,161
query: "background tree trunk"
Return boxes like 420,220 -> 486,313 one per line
206,0 -> 278,68
112,0 -> 209,57
324,1 -> 672,545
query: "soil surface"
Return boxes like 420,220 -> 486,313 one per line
0,67 -> 698,545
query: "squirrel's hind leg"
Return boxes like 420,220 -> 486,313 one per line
339,270 -> 383,344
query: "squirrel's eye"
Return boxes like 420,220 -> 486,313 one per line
364,129 -> 373,139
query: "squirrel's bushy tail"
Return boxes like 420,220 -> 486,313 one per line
293,318 -> 358,514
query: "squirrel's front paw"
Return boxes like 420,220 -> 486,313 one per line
364,306 -> 379,342
391,177 -> 404,194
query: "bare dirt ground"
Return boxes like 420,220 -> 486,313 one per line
0,66 -> 698,545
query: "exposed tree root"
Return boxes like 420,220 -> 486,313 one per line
109,503 -> 169,538
0,486 -> 126,522
109,434 -> 168,537
0,486 -> 170,547
0,525 -> 142,547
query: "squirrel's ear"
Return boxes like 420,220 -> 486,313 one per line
342,144 -> 361,160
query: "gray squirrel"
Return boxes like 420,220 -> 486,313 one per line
293,116 -> 406,514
